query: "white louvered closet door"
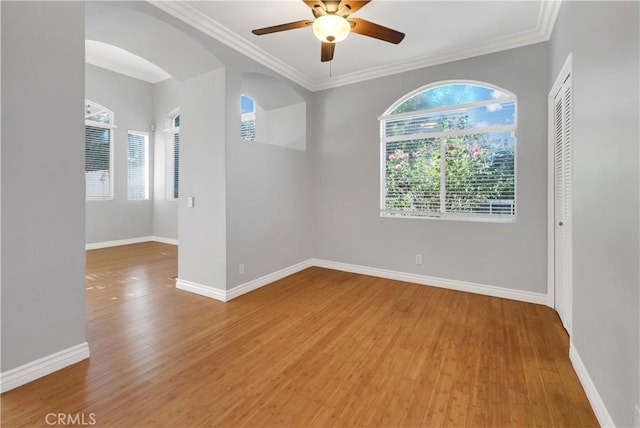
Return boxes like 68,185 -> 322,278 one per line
553,73 -> 573,334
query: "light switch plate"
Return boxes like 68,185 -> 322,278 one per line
187,196 -> 194,208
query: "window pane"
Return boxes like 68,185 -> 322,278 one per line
384,138 -> 441,215
173,114 -> 180,128
85,125 -> 112,200
85,101 -> 113,124
386,102 -> 515,138
444,131 -> 515,214
127,132 -> 148,200
241,95 -> 256,141
241,95 -> 255,114
392,84 -> 509,113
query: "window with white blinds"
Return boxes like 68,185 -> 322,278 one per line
166,111 -> 180,200
380,82 -> 517,221
127,131 -> 149,201
240,95 -> 256,141
85,100 -> 115,200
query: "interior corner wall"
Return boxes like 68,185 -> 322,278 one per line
311,42 -> 550,294
549,2 -> 640,426
152,77 -> 180,241
85,64 -> 154,244
177,69 -> 227,290
1,1 -> 87,370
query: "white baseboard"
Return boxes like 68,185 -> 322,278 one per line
86,236 -> 178,250
0,342 -> 90,393
226,260 -> 313,301
176,278 -> 227,302
569,341 -> 615,427
86,236 -> 152,250
311,259 -> 548,305
176,260 -> 313,303
177,258 -> 546,306
151,236 -> 178,246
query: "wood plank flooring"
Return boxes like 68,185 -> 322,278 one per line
1,242 -> 598,427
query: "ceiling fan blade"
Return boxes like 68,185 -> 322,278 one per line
348,18 -> 405,44
252,20 -> 313,36
321,42 -> 336,62
337,1 -> 370,15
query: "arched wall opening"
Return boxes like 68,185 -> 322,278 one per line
84,1 -> 227,293
240,72 -> 307,151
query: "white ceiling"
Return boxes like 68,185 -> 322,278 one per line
153,1 -> 561,91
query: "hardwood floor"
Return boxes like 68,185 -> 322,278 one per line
2,242 -> 597,427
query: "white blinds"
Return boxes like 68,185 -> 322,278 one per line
172,132 -> 179,199
241,114 -> 256,141
165,131 -> 180,200
85,124 -> 112,200
127,132 -> 149,201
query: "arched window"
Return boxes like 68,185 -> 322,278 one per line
379,81 -> 516,221
85,100 -> 115,200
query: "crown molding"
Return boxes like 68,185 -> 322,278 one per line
151,1 -> 315,89
150,0 -> 562,92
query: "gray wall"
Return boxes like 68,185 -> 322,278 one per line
152,77 -> 180,241
549,2 -> 640,426
1,1 -> 86,370
85,64 -> 154,244
178,69 -> 227,290
311,43 -> 550,293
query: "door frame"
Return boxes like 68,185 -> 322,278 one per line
547,52 -> 573,335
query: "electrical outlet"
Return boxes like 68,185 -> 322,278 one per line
239,264 -> 245,275
634,404 -> 640,428
415,254 -> 422,265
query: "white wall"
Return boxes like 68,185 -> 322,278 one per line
311,42 -> 550,294
549,2 -> 639,426
1,1 -> 87,371
152,78 -> 180,241
85,64 -> 154,244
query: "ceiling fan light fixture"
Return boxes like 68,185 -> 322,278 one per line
312,14 -> 350,43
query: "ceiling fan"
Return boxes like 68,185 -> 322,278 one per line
251,1 -> 405,62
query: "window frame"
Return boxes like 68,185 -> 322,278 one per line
126,130 -> 150,201
165,109 -> 180,201
85,100 -> 115,201
379,80 -> 517,223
